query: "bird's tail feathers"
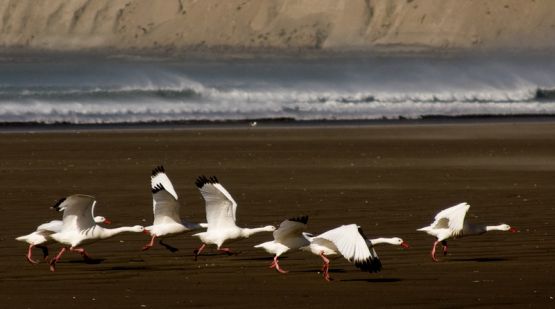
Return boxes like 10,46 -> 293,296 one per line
15,235 -> 29,242
254,242 -> 271,249
302,232 -> 314,242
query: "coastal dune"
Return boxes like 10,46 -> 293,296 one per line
1,0 -> 555,53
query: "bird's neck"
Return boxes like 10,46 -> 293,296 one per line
368,237 -> 397,246
241,226 -> 273,238
462,223 -> 487,236
98,226 -> 139,239
485,225 -> 506,232
182,221 -> 208,230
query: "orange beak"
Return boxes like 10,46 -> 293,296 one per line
401,241 -> 410,249
143,229 -> 150,235
509,227 -> 518,233
103,219 -> 112,225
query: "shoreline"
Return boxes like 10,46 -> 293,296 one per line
1,116 -> 554,133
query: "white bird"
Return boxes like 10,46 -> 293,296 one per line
367,237 -> 410,249
417,202 -> 518,261
301,224 -> 381,281
193,176 -> 276,260
49,194 -> 144,271
254,216 -> 310,273
142,166 -> 207,252
366,237 -> 410,265
15,215 -> 110,264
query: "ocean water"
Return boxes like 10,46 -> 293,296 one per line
1,55 -> 554,124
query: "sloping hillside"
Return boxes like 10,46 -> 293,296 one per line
1,0 -> 553,54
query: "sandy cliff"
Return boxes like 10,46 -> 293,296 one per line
1,0 -> 554,54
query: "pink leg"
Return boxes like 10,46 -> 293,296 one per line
269,255 -> 288,274
50,247 -> 67,272
142,235 -> 156,251
194,244 -> 206,261
70,247 -> 93,262
320,254 -> 330,272
218,247 -> 236,256
25,245 -> 39,264
442,241 -> 448,256
431,240 -> 440,262
320,252 -> 331,281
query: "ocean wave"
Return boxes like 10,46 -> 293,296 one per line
0,86 -> 204,102
1,82 -> 551,104
1,99 -> 554,124
2,55 -> 555,123
1,82 -> 554,123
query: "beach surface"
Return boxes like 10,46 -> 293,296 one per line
1,121 -> 554,308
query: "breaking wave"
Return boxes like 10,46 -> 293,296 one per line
1,86 -> 554,123
1,57 -> 555,123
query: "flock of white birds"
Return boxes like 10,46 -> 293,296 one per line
16,166 -> 517,281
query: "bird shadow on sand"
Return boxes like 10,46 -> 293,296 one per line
103,265 -> 151,271
297,268 -> 347,274
66,258 -> 106,264
234,256 -> 275,261
450,257 -> 510,263
94,265 -> 190,272
193,252 -> 242,259
341,278 -> 402,283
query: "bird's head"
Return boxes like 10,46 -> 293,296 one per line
499,224 -> 518,232
131,225 -> 145,233
265,225 -> 277,232
506,224 -> 518,233
94,216 -> 112,225
391,237 -> 410,249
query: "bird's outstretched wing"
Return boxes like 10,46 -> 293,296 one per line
273,216 -> 308,242
36,220 -> 63,233
150,166 -> 182,225
314,224 -> 381,273
195,176 -> 237,230
152,183 -> 182,225
52,194 -> 97,232
151,166 -> 178,200
430,202 -> 470,237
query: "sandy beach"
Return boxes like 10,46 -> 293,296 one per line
1,121 -> 554,308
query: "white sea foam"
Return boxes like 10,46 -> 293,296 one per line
0,96 -> 554,123
1,58 -> 554,123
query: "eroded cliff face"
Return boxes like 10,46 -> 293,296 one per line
1,0 -> 554,54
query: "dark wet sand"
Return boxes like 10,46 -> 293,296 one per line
1,122 -> 554,308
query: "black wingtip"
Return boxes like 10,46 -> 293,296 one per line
195,175 -> 208,188
355,256 -> 382,273
357,226 -> 368,239
289,215 -> 309,225
151,165 -> 165,177
354,226 -> 381,273
51,197 -> 66,211
152,183 -> 165,194
195,175 -> 219,188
